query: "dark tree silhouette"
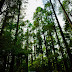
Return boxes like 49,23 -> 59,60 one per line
58,0 -> 72,26
50,0 -> 72,69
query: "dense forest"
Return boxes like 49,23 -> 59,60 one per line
0,0 -> 72,72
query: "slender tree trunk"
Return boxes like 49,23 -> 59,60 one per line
50,5 -> 69,71
26,54 -> 28,72
9,55 -> 15,72
9,1 -> 21,72
48,60 -> 52,72
15,3 -> 20,41
50,32 -> 60,71
21,54 -> 22,65
36,45 -> 37,58
26,43 -> 28,72
34,45 -> 36,59
25,29 -> 29,72
50,0 -> 72,67
41,45 -> 43,61
7,55 -> 9,68
31,53 -> 33,64
54,24 -> 69,71
43,34 -> 48,57
16,55 -> 20,68
53,24 -> 68,71
3,55 -> 7,72
58,0 -> 72,26
0,0 -> 5,12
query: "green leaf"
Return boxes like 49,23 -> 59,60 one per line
28,23 -> 32,27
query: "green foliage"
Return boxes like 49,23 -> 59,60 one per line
28,23 -> 32,27
0,0 -> 72,72
34,20 -> 39,27
45,2 -> 51,8
36,7 -> 43,12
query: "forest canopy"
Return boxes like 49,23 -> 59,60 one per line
0,0 -> 72,72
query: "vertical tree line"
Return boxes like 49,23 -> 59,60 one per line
0,0 -> 72,72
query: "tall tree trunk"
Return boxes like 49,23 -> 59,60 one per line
53,24 -> 68,71
15,4 -> 20,41
34,45 -> 36,59
50,5 -> 69,71
50,0 -> 72,67
0,0 -> 5,12
36,45 -> 37,58
50,32 -> 60,71
58,0 -> 72,26
43,34 -> 48,57
9,55 -> 15,72
31,53 -> 33,64
48,60 -> 52,72
3,55 -> 7,72
26,54 -> 28,72
25,29 -> 29,72
41,45 -> 43,61
16,54 -> 20,68
9,1 -> 21,72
